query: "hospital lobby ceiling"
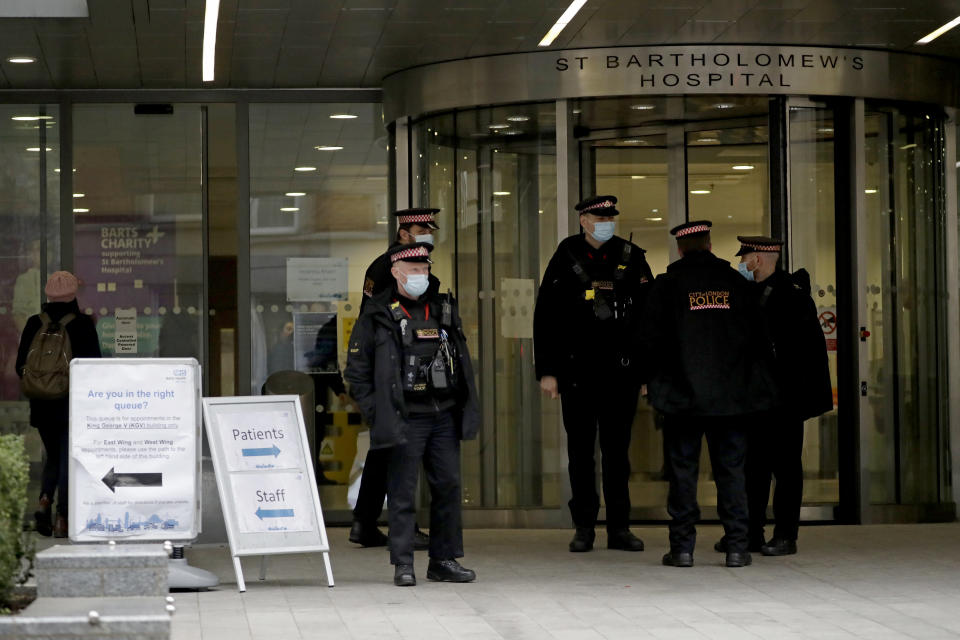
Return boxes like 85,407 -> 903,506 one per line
0,0 -> 958,90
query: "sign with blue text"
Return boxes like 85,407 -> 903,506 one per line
202,395 -> 333,591
68,358 -> 202,542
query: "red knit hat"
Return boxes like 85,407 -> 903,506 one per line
45,271 -> 78,302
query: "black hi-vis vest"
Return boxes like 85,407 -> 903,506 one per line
389,297 -> 458,400
568,241 -> 635,322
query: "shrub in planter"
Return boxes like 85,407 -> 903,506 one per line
0,434 -> 33,608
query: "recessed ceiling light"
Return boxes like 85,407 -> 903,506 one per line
732,165 -> 755,170
73,193 -> 84,198
314,145 -> 343,151
26,147 -> 52,152
202,0 -> 220,81
645,217 -> 663,222
865,189 -> 878,194
651,209 -> 659,213
281,207 -> 299,212
294,166 -> 317,172
507,115 -> 530,122
538,0 -> 589,46
916,15 -> 960,44
502,130 -> 522,136
690,189 -> 711,195
7,56 -> 35,64
900,143 -> 917,150
376,220 -> 388,225
493,191 -> 511,196
817,127 -> 834,134
630,104 -> 656,111
54,168 -> 76,173
621,139 -> 642,144
572,108 -> 582,114
488,124 -> 510,130
712,102 -> 736,110
329,114 -> 358,119
285,192 -> 306,197
12,115 -> 52,121
73,208 -> 89,213
697,137 -> 720,143
631,175 -> 646,179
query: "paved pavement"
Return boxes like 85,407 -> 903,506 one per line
170,523 -> 960,640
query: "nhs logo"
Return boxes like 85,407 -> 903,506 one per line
172,368 -> 187,378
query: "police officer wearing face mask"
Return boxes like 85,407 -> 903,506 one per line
638,221 -> 778,568
714,236 -> 832,557
345,242 -> 480,587
350,208 -> 440,549
534,195 -> 654,553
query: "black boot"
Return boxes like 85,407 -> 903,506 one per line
349,520 -> 388,547
662,551 -> 694,567
427,559 -> 476,583
34,495 -> 53,537
607,528 -> 644,551
394,564 -> 416,586
569,527 -> 595,552
725,551 -> 752,567
761,538 -> 797,556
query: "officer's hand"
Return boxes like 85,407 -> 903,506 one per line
641,384 -> 647,397
540,376 -> 559,399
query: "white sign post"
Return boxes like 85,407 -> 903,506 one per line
69,358 -> 202,541
202,395 -> 334,591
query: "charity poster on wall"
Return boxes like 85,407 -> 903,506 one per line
293,312 -> 339,374
286,257 -> 348,302
68,358 -> 201,541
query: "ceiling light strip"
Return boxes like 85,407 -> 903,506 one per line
538,0 -> 589,47
916,15 -> 960,44
202,0 -> 220,82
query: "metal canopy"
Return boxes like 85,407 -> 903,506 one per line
0,0 -> 958,90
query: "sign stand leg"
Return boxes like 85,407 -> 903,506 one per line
322,551 -> 334,587
259,555 -> 268,581
233,556 -> 246,592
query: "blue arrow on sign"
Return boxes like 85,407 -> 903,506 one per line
256,507 -> 294,520
241,445 -> 281,458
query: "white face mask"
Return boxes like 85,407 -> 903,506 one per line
403,273 -> 430,297
414,233 -> 434,245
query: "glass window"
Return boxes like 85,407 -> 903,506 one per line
248,103 -> 388,508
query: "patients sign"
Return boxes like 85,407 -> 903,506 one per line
68,358 -> 201,541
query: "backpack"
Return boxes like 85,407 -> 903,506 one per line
21,312 -> 75,400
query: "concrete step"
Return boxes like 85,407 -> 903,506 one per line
36,544 -> 168,598
0,596 -> 171,639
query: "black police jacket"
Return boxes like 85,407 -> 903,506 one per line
360,243 -> 441,313
344,286 -> 480,449
755,268 -> 834,420
533,234 -> 653,389
638,250 -> 778,417
16,299 -> 102,428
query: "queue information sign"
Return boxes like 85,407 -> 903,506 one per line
68,358 -> 202,542
202,395 -> 334,591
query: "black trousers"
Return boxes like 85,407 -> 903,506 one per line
353,446 -> 390,524
36,423 -> 69,516
560,382 -> 639,530
663,415 -> 748,554
387,411 -> 462,565
745,409 -> 804,542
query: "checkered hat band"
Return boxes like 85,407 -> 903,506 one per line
397,214 -> 435,224
391,246 -> 431,262
582,200 -> 614,212
676,224 -> 710,237
744,243 -> 780,252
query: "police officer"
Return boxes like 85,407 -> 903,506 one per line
729,236 -> 832,556
638,221 -> 777,568
350,208 -> 440,548
534,194 -> 653,553
345,242 -> 480,587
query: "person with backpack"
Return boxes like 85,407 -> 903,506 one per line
715,236 -> 833,557
15,270 -> 101,538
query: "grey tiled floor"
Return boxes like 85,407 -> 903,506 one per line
171,524 -> 960,640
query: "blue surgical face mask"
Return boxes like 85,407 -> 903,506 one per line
738,262 -> 755,281
414,233 -> 434,245
590,221 -> 615,243
403,273 -> 429,297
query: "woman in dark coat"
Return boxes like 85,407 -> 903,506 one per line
15,271 -> 101,537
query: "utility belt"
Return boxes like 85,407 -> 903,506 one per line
390,297 -> 459,397
568,240 -> 635,321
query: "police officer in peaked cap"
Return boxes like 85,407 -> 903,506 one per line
345,241 -> 480,587
534,194 -> 654,553
638,221 -> 778,568
349,208 -> 441,550
714,236 -> 832,557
